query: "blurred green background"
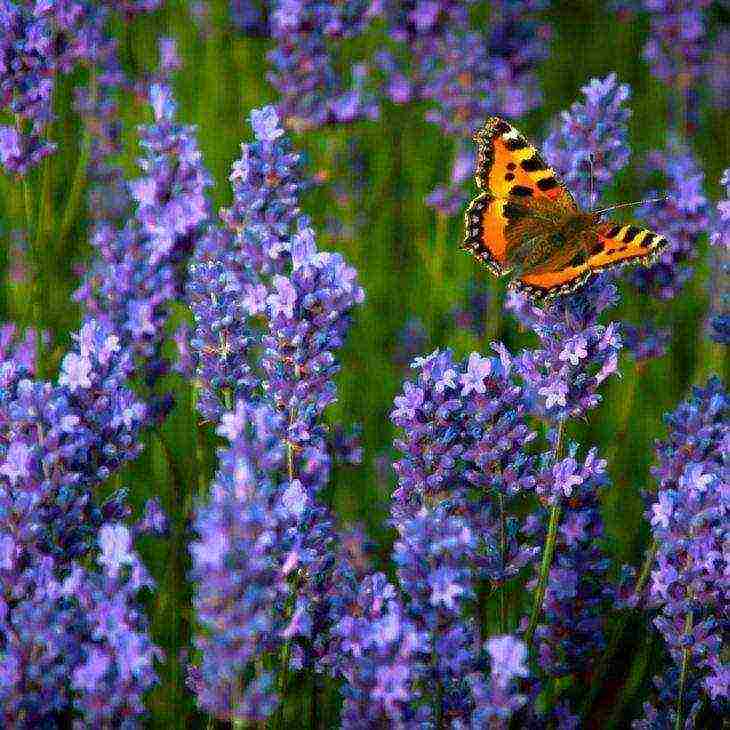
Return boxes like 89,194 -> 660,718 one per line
0,1 -> 728,726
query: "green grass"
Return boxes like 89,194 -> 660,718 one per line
0,1 -> 727,726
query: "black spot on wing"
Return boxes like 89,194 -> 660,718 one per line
521,154 -> 548,172
643,233 -> 657,247
503,202 -> 526,220
510,185 -> 533,197
605,225 -> 622,239
504,136 -> 528,151
507,162 -> 517,171
622,226 -> 641,243
536,176 -> 559,191
505,172 -> 516,181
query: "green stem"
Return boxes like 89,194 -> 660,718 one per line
635,540 -> 658,596
310,672 -> 321,730
524,501 -> 562,648
58,129 -> 91,248
675,612 -> 694,730
524,419 -> 566,649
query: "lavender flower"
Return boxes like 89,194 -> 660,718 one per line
708,30 -> 730,111
643,377 -> 729,711
506,279 -> 622,421
333,572 -> 427,727
0,0 -> 159,176
391,347 -> 537,521
188,106 -> 366,720
393,505 -> 479,723
76,82 -> 211,401
470,636 -> 529,724
230,0 -> 269,36
0,321 -> 159,726
543,73 -> 632,208
709,169 -> 730,345
641,0 -> 711,91
267,0 -> 378,131
629,145 -> 709,300
525,448 -> 613,676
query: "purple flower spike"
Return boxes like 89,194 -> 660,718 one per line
76,81 -> 212,405
527,448 -> 613,676
543,73 -> 632,208
507,278 -> 622,421
643,377 -> 729,713
708,169 -> 730,345
629,144 -> 709,300
267,1 -> 378,131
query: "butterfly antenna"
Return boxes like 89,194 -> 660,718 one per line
591,195 -> 668,216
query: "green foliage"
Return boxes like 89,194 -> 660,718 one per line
0,1 -> 727,726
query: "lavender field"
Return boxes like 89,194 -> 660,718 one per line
0,1 -> 728,728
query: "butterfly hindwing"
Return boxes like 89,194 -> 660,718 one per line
473,116 -> 577,212
463,191 -> 510,275
513,222 -> 669,299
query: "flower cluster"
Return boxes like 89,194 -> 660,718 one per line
331,572 -> 427,726
641,0 -> 711,90
709,169 -> 730,345
643,377 -> 729,710
76,83 -> 211,402
543,73 -> 631,208
506,279 -> 622,421
391,347 -> 538,520
188,106 -> 366,720
267,0 -> 378,132
629,144 -> 709,300
526,448 -> 613,676
0,0 -> 158,176
0,321 -> 159,726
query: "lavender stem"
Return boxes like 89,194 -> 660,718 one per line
524,418 -> 566,649
674,611 -> 694,730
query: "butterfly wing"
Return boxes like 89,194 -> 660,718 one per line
463,117 -> 576,275
513,222 -> 669,299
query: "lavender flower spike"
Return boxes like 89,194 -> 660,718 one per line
543,73 -> 631,208
76,81 -> 212,399
709,169 -> 730,345
643,377 -> 729,716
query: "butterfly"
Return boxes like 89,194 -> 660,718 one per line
462,116 -> 669,299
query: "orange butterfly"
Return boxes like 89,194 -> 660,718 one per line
463,117 -> 669,299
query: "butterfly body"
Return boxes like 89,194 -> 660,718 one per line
463,117 -> 669,299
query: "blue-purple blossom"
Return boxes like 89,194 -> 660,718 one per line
525,448 -> 614,676
641,0 -> 711,92
76,82 -> 211,403
0,321 -> 159,726
708,169 -> 730,345
641,378 -> 729,709
543,73 -> 631,208
267,0 -> 378,131
188,106 -> 366,720
0,0 -> 159,176
506,279 -> 622,421
629,145 -> 709,300
332,572 -> 427,727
